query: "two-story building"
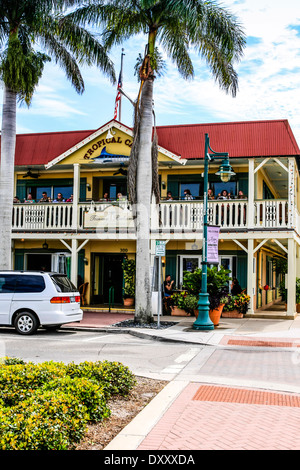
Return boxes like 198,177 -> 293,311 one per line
9,118 -> 300,317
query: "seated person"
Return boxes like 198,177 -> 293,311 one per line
183,189 -> 193,200
163,274 -> 174,297
163,274 -> 175,315
24,193 -> 35,203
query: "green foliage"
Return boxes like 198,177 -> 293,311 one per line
170,291 -> 188,310
122,258 -> 136,298
0,35 -> 50,105
0,359 -> 136,450
296,278 -> 300,304
170,292 -> 198,314
134,47 -> 166,80
182,266 -> 231,309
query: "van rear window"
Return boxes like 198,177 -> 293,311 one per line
51,275 -> 77,293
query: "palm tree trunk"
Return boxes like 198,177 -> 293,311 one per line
0,85 -> 17,269
134,77 -> 154,323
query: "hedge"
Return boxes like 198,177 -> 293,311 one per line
0,358 -> 136,450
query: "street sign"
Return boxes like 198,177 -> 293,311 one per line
155,240 -> 166,256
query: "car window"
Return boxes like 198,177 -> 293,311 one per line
0,275 -> 17,293
15,275 -> 45,293
51,275 -> 77,293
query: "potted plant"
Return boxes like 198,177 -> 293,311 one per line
183,266 -> 230,325
234,292 -> 250,315
221,294 -> 243,318
170,291 -> 190,316
296,278 -> 300,313
183,294 -> 199,316
122,258 -> 135,307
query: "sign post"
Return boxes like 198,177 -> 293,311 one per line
155,241 -> 166,328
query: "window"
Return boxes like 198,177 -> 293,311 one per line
211,181 -> 237,198
15,275 -> 45,293
0,275 -> 17,293
51,275 -> 77,293
180,183 -> 201,200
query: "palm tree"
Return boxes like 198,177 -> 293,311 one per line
0,0 -> 116,270
62,0 -> 246,323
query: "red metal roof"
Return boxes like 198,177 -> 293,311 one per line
3,119 -> 299,167
156,120 -> 300,159
12,129 -> 93,166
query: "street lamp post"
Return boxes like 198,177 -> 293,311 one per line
193,133 -> 235,331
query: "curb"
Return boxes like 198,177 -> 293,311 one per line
104,380 -> 189,450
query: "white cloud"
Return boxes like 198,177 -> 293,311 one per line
2,0 -> 300,144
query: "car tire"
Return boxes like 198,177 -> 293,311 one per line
14,312 -> 39,335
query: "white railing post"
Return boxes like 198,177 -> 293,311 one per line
72,163 -> 80,230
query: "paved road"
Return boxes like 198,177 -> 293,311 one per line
0,328 -> 203,380
1,326 -> 300,393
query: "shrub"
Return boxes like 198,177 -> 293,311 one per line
42,376 -> 110,422
0,391 -> 88,450
0,359 -> 136,450
65,360 -> 136,398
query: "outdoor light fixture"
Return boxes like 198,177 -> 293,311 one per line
42,240 -> 48,250
106,127 -> 115,140
215,156 -> 236,183
193,133 -> 234,331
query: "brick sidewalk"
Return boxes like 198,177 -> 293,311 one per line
138,383 -> 300,450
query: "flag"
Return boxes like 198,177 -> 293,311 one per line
113,71 -> 122,119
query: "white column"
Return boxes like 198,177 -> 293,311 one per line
287,237 -> 296,316
71,238 -> 78,286
72,163 -> 80,229
248,159 -> 254,228
247,238 -> 255,314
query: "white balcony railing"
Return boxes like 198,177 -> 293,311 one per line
12,199 -> 290,233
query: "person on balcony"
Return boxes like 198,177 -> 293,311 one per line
207,188 -> 215,200
66,194 -> 73,202
166,191 -> 174,200
53,193 -> 65,202
24,193 -> 35,203
13,196 -> 20,203
217,189 -> 229,200
100,192 -> 110,202
39,192 -> 51,202
237,190 -> 247,199
184,189 -> 193,200
117,192 -> 126,201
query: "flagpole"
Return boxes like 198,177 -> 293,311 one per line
119,48 -> 125,122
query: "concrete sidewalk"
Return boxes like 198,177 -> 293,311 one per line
64,311 -> 300,450
64,310 -> 300,346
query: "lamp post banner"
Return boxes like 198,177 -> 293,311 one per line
207,225 -> 220,263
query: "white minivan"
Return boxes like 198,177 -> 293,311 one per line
0,271 -> 83,335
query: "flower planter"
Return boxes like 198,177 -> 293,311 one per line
209,304 -> 224,326
123,297 -> 134,307
194,305 -> 224,325
171,306 -> 190,316
222,309 -> 243,319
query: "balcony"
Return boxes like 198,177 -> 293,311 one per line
12,199 -> 291,234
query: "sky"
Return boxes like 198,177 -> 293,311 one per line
2,0 -> 300,145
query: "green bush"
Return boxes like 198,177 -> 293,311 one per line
0,358 -> 136,450
65,360 -> 136,398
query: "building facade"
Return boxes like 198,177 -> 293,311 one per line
9,119 -> 300,317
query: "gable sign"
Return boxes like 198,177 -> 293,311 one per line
89,146 -> 129,164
